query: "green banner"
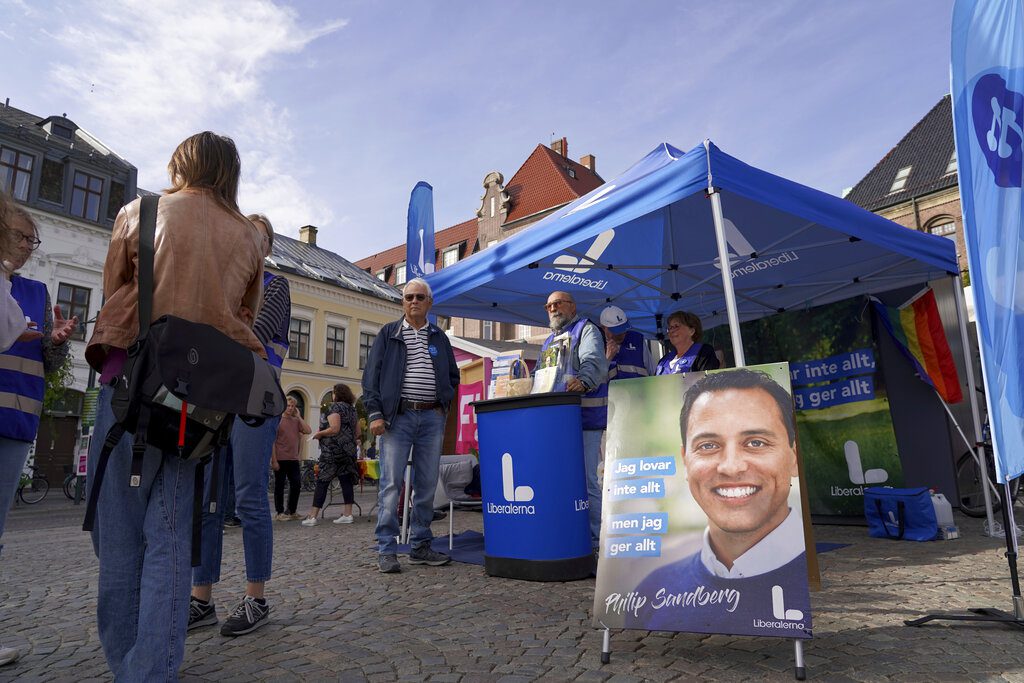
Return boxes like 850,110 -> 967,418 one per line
706,297 -> 903,516
81,387 -> 100,429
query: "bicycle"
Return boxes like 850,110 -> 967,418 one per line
300,460 -> 317,492
63,472 -> 87,501
955,418 -> 1022,517
17,466 -> 49,505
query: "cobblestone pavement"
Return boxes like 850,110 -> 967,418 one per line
4,489 -> 1024,682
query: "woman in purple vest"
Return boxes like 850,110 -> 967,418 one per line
656,310 -> 720,375
0,203 -> 77,559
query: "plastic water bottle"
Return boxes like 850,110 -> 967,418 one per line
931,491 -> 958,540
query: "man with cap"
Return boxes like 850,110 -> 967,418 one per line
600,305 -> 653,382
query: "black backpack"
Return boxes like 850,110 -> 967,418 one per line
83,195 -> 285,564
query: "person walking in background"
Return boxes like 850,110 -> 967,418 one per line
302,383 -> 360,526
656,310 -> 720,375
272,396 -> 310,521
362,278 -> 459,573
86,132 -> 265,679
189,213 -> 291,638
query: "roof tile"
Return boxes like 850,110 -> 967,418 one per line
846,95 -> 957,211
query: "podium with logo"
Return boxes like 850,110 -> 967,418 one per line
472,392 -> 593,581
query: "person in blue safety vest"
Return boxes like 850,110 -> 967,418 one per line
0,196 -> 77,669
189,213 -> 292,638
599,305 -> 653,382
541,291 -> 609,549
656,310 -> 721,375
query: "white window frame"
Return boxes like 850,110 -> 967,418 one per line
442,246 -> 459,268
889,165 -> 912,193
395,262 -> 407,285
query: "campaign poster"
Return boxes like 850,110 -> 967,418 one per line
706,297 -> 903,516
593,364 -> 812,639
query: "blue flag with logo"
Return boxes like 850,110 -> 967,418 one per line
952,0 -> 1024,482
407,181 -> 436,279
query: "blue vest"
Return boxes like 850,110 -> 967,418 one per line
262,272 -> 290,369
656,342 -> 706,376
541,317 -> 608,431
609,330 -> 649,381
0,276 -> 47,442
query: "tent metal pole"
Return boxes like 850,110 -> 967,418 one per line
708,189 -> 745,367
952,275 -> 997,533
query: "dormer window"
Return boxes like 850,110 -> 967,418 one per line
52,124 -> 74,140
567,168 -> 577,179
889,165 -> 912,193
944,151 -> 957,176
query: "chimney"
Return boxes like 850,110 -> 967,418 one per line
551,136 -> 568,158
299,225 -> 318,246
580,154 -> 596,173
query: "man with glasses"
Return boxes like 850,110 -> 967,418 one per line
540,291 -> 609,550
362,278 -> 459,573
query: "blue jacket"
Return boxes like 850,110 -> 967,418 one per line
361,318 -> 460,426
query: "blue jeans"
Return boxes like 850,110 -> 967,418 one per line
193,415 -> 278,586
375,407 -> 445,555
0,436 -> 32,557
583,429 -> 603,548
87,387 -> 198,681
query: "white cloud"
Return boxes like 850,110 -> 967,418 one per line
46,0 -> 344,231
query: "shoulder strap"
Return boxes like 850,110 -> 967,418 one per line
138,195 -> 158,339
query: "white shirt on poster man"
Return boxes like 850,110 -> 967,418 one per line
699,506 -> 805,579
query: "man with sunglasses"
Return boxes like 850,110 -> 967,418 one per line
362,278 -> 459,573
541,291 -> 609,550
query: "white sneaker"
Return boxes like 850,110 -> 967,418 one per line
0,646 -> 19,666
333,515 -> 354,524
300,517 -> 319,527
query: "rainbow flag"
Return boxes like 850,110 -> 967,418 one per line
872,289 -> 963,403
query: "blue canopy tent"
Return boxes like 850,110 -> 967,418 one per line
427,141 -> 960,362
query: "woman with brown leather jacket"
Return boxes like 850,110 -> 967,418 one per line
86,131 -> 265,682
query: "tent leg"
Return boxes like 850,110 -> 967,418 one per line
793,639 -> 806,681
951,276 -> 997,534
707,186 -> 745,367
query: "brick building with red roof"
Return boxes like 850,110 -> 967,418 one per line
355,137 -> 604,341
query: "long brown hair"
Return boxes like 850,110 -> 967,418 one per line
165,131 -> 242,214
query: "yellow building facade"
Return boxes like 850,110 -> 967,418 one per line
269,227 -> 402,459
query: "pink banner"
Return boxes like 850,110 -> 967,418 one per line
456,380 -> 483,454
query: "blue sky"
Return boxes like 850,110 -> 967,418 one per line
1,0 -> 954,261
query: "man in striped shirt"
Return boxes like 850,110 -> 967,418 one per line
362,278 -> 460,574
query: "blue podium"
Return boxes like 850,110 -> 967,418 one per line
472,392 -> 593,581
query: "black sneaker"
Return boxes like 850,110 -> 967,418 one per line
220,596 -> 269,636
378,553 -> 401,573
187,597 -> 217,631
223,517 -> 242,528
409,546 -> 451,566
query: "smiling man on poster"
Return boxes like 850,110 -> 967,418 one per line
620,368 -> 811,638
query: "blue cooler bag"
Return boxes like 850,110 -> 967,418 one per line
864,486 -> 938,542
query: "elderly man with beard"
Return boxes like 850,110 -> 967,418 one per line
540,291 -> 608,549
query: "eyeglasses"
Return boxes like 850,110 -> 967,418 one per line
16,233 -> 41,250
667,324 -> 687,332
545,300 -> 571,311
404,293 -> 427,302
